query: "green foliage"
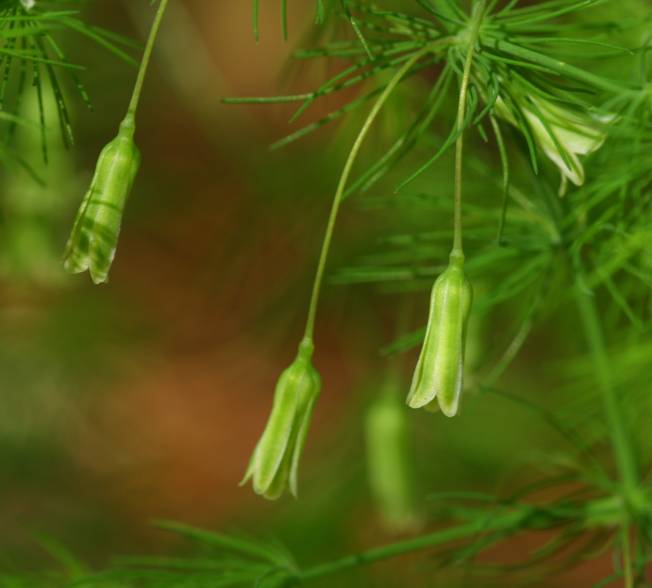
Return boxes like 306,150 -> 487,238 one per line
101,522 -> 298,588
0,0 -> 136,170
3,0 -> 652,587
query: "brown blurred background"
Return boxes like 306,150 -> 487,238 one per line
1,0 -> 387,564
0,3 -> 621,586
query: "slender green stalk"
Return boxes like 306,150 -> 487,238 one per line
298,511 -> 518,582
281,0 -> 288,41
302,45 -> 432,341
453,0 -> 485,253
296,496 -> 625,583
489,114 -> 509,244
572,253 -> 639,505
126,0 -> 170,120
622,523 -> 633,588
253,0 -> 260,42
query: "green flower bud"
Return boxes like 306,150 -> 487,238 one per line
365,384 -> 420,532
63,116 -> 140,284
242,338 -> 321,500
407,250 -> 473,417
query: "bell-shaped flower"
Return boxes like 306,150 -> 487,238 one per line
495,92 -> 612,194
242,338 -> 321,500
63,116 -> 140,284
407,250 -> 473,417
365,384 -> 420,531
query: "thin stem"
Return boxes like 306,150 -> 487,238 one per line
295,495 -> 626,584
489,115 -> 509,244
298,512 -> 515,582
126,0 -> 170,120
296,500 -> 619,583
572,253 -> 639,505
302,46 -> 432,341
253,0 -> 260,42
623,523 -> 633,588
453,0 -> 485,253
281,0 -> 288,41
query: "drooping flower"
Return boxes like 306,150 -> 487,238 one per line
63,116 -> 140,284
242,338 -> 321,500
495,90 -> 612,195
365,383 -> 420,531
407,250 -> 473,417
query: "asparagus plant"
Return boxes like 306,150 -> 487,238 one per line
2,1 -> 652,587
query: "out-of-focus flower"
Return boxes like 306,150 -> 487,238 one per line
407,250 -> 473,417
366,383 -> 420,532
63,116 -> 140,284
242,338 -> 321,500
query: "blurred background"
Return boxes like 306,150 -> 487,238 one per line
0,2 -> 630,586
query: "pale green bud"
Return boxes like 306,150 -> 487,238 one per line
242,338 -> 321,500
365,384 -> 420,532
63,116 -> 141,284
407,250 -> 473,417
495,92 -> 613,194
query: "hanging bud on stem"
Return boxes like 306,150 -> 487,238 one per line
407,250 -> 473,417
63,116 -> 140,284
366,383 -> 420,532
242,338 -> 321,500
64,0 -> 170,284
